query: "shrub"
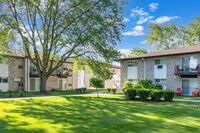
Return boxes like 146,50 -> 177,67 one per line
137,89 -> 151,101
0,90 -> 2,96
19,91 -> 24,97
150,89 -> 164,101
126,88 -> 137,100
134,83 -> 143,89
107,88 -> 112,93
153,83 -> 163,90
123,81 -> 134,88
82,87 -> 87,93
51,88 -> 59,92
138,80 -> 153,89
7,89 -> 14,97
75,88 -> 83,93
112,89 -> 116,94
163,90 -> 175,101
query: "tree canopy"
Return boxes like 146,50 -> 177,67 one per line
123,48 -> 148,57
146,17 -> 200,51
0,0 -> 126,92
89,77 -> 104,97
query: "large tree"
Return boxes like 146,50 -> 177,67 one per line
188,16 -> 200,44
146,23 -> 179,51
146,17 -> 200,51
0,0 -> 125,92
123,48 -> 148,57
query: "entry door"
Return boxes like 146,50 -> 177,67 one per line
182,79 -> 189,95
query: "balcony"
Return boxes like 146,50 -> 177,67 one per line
57,68 -> 73,78
174,65 -> 200,75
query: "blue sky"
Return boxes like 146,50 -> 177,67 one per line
118,0 -> 200,56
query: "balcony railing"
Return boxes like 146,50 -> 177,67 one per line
174,65 -> 200,75
57,68 -> 73,78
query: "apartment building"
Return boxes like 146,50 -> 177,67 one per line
0,54 -> 120,92
121,45 -> 200,96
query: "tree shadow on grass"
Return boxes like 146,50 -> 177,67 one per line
2,96 -> 200,133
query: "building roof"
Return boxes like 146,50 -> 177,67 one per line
121,45 -> 200,60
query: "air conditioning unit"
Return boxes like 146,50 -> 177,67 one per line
157,65 -> 163,69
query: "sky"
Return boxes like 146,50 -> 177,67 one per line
118,0 -> 200,56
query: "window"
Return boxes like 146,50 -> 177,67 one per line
2,77 -> 8,83
155,59 -> 166,65
155,79 -> 166,86
18,65 -> 24,69
0,77 -> 2,83
68,84 -> 72,86
128,61 -> 137,67
128,79 -> 138,84
18,83 -> 23,88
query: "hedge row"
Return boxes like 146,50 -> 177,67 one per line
123,88 -> 175,101
107,88 -> 117,94
75,87 -> 87,93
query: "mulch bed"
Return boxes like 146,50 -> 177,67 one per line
124,98 -> 174,103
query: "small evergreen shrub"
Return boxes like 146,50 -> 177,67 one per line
153,83 -> 163,90
19,91 -> 24,97
75,88 -> 82,93
137,89 -> 151,101
0,90 -> 2,96
107,88 -> 112,93
126,88 -> 137,100
7,89 -> 14,97
150,89 -> 164,101
163,90 -> 175,101
112,89 -> 116,94
123,81 -> 134,88
82,87 -> 87,93
138,80 -> 153,89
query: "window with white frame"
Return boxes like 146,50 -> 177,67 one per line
155,59 -> 166,65
128,61 -> 137,67
0,77 -> 8,83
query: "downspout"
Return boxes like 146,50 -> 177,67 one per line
142,58 -> 146,80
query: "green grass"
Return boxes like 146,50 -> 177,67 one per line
0,89 -> 105,98
0,95 -> 200,133
174,95 -> 200,100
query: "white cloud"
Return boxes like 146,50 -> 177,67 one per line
131,7 -> 148,17
150,16 -> 179,24
118,49 -> 131,56
149,3 -> 159,12
123,18 -> 130,22
137,16 -> 154,24
141,40 -> 147,44
122,26 -> 145,36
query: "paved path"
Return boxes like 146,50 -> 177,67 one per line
0,93 -> 200,102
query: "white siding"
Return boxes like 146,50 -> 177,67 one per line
78,70 -> 85,88
154,64 -> 167,79
128,66 -> 137,79
0,64 -> 9,92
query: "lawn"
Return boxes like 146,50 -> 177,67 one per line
0,89 -> 105,98
174,95 -> 200,100
0,95 -> 200,133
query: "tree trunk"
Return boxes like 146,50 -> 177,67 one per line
96,87 -> 99,98
40,75 -> 48,93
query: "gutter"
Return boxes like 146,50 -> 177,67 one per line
142,58 -> 146,80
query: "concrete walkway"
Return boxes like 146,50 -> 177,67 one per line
0,93 -> 200,102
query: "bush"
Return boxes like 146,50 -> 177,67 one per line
51,88 -> 59,92
138,80 -> 153,89
123,81 -> 134,88
19,91 -> 24,97
153,83 -> 163,90
0,90 -> 2,96
82,87 -> 87,93
134,83 -> 143,89
125,88 -> 137,100
163,90 -> 175,101
107,88 -> 111,93
7,89 -> 14,97
75,88 -> 82,93
112,89 -> 116,94
150,89 -> 164,101
137,89 -> 151,101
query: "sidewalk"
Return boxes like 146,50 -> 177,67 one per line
1,93 -> 200,102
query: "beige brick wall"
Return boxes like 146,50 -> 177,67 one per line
145,58 -> 154,81
8,58 -> 25,91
